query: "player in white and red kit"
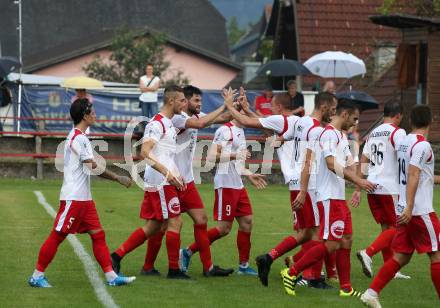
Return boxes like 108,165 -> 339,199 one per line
361,105 -> 440,308
28,99 -> 135,287
354,102 -> 409,279
111,86 -> 191,279
182,88 -> 267,275
142,85 -> 233,277
281,100 -> 376,297
232,92 -> 334,287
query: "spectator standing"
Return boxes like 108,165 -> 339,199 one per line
139,63 -> 160,119
287,80 -> 304,116
254,86 -> 273,117
70,89 -> 93,103
323,80 -> 336,94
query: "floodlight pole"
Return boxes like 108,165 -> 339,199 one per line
14,0 -> 22,133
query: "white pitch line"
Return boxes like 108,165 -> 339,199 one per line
34,191 -> 119,308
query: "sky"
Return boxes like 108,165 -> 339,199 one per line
209,0 -> 273,29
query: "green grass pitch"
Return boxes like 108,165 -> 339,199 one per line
0,178 -> 438,307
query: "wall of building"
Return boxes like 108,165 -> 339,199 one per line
33,45 -> 238,89
428,31 -> 440,142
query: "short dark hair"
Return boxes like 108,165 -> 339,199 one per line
315,91 -> 336,108
336,99 -> 359,115
411,104 -> 432,128
164,85 -> 183,104
146,63 -> 154,67
183,85 -> 202,100
383,101 -> 403,117
274,92 -> 294,110
70,98 -> 93,125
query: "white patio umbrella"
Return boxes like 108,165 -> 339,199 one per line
304,51 -> 366,78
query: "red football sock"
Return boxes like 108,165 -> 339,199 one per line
143,231 -> 164,271
309,241 -> 324,280
431,261 -> 440,298
90,231 -> 113,273
268,236 -> 298,260
290,242 -> 328,276
188,227 -> 222,253
194,224 -> 213,272
237,230 -> 251,264
325,251 -> 337,278
297,241 -> 318,280
36,230 -> 67,272
370,257 -> 401,294
115,228 -> 147,258
381,246 -> 394,263
366,228 -> 396,258
293,245 -> 306,263
166,231 -> 180,270
336,248 -> 351,290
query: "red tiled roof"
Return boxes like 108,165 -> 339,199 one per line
297,0 -> 401,62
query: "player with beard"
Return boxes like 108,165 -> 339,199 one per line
142,85 -> 234,277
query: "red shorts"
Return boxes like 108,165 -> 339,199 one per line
318,199 -> 352,241
213,187 -> 253,221
367,194 -> 397,226
54,200 -> 102,234
177,181 -> 204,213
291,190 -> 319,230
392,212 -> 440,254
140,185 -> 181,221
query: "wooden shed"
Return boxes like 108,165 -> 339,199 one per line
370,14 -> 440,142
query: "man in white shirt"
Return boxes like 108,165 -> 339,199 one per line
111,85 -> 191,279
281,100 -> 375,297
361,105 -> 440,308
28,99 -> 135,288
354,102 -> 409,279
139,63 -> 160,119
143,85 -> 233,277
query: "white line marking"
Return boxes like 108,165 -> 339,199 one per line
34,191 -> 118,308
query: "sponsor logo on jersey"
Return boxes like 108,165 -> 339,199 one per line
330,220 -> 345,239
168,197 -> 181,214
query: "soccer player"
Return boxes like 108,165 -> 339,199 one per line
111,85 -> 190,279
180,88 -> 267,275
28,99 -> 135,287
142,85 -> 233,277
354,101 -> 410,279
280,100 -> 376,297
255,92 -> 338,288
361,105 -> 440,308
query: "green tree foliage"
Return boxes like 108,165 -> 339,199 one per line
379,0 -> 440,16
84,29 -> 189,85
227,16 -> 246,47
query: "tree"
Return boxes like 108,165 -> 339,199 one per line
84,29 -> 189,85
227,16 -> 246,47
379,0 -> 440,16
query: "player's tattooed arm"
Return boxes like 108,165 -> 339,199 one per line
83,159 -> 132,188
224,97 -> 263,128
237,87 -> 259,118
398,164 -> 420,225
207,143 -> 250,163
186,105 -> 226,129
325,156 -> 375,193
140,138 -> 184,190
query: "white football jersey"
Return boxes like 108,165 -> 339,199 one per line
60,128 -> 94,201
259,114 -> 299,185
172,111 -> 206,184
363,123 -> 406,194
213,122 -> 246,189
316,125 -> 352,201
283,116 -> 322,190
396,134 -> 434,216
143,114 -> 179,188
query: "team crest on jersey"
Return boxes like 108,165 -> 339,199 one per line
168,197 -> 180,214
330,220 -> 344,239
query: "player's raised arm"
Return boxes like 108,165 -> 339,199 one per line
224,90 -> 264,128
